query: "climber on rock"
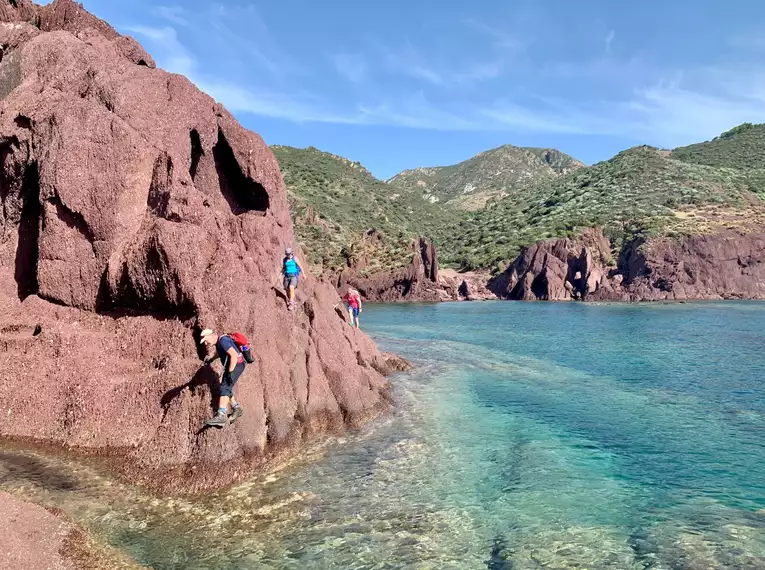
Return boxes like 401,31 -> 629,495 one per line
343,287 -> 363,328
281,247 -> 304,311
200,329 -> 246,428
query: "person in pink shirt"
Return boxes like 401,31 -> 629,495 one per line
342,287 -> 363,328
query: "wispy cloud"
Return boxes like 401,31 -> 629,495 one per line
377,42 -> 504,87
730,33 -> 765,50
465,19 -> 526,51
605,30 -> 615,55
152,5 -> 188,27
331,53 -> 368,83
126,25 -> 194,76
622,76 -> 765,144
126,12 -> 765,153
380,43 -> 444,85
454,60 -> 503,84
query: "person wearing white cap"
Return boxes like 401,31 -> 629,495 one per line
281,247 -> 304,311
199,329 -> 245,427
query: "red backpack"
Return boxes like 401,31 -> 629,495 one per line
227,332 -> 255,364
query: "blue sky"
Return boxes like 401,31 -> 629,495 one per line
68,0 -> 765,178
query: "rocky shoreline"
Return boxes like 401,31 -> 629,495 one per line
489,228 -> 765,302
1,491 -> 147,570
330,226 -> 765,305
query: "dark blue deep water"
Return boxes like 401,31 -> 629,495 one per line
2,301 -> 765,569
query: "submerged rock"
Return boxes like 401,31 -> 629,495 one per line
0,491 -> 145,569
0,0 -> 401,493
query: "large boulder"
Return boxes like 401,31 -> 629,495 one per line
490,228 -> 612,301
0,0 -> 400,493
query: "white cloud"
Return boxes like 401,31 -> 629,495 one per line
381,44 -> 444,85
605,30 -> 615,54
465,19 -> 526,51
126,25 -> 194,76
377,42 -> 505,87
729,34 -> 765,51
331,53 -> 368,83
622,78 -> 765,145
153,5 -> 188,27
124,16 -> 765,152
206,4 -> 302,79
454,61 -> 503,84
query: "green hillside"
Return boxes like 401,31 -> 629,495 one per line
671,123 -> 765,169
439,145 -> 765,271
272,145 -> 457,275
276,127 -> 765,280
389,145 -> 583,211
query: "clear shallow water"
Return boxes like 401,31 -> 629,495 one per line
3,301 -> 765,569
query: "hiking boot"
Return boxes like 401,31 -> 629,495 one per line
229,406 -> 244,424
205,412 -> 228,428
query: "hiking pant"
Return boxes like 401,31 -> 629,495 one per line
220,362 -> 245,398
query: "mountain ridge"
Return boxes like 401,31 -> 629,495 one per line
274,124 -> 765,299
388,144 -> 584,210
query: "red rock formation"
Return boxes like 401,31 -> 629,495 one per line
336,236 -> 443,302
490,228 -> 765,301
334,236 -> 498,302
490,228 -> 612,301
0,491 -> 145,569
0,0 -> 403,493
439,269 -> 497,301
599,232 -> 765,301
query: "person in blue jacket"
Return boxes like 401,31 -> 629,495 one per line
282,247 -> 305,311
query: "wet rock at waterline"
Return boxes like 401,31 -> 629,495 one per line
0,0 -> 405,493
0,491 -> 145,569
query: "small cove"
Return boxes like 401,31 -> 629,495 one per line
2,301 -> 765,569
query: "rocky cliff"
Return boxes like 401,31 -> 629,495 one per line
331,236 -> 497,302
490,228 -> 765,301
335,236 -> 443,301
0,0 -> 404,493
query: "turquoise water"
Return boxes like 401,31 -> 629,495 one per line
2,301 -> 765,568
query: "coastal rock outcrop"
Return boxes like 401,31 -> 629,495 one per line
438,269 -> 497,301
0,491 -> 145,569
336,236 -> 443,302
490,228 -> 765,301
0,0 -> 401,493
334,236 -> 497,302
489,229 -> 612,301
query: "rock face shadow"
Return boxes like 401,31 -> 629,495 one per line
0,451 -> 82,492
161,365 -> 218,411
13,161 -> 40,300
213,128 -> 270,216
